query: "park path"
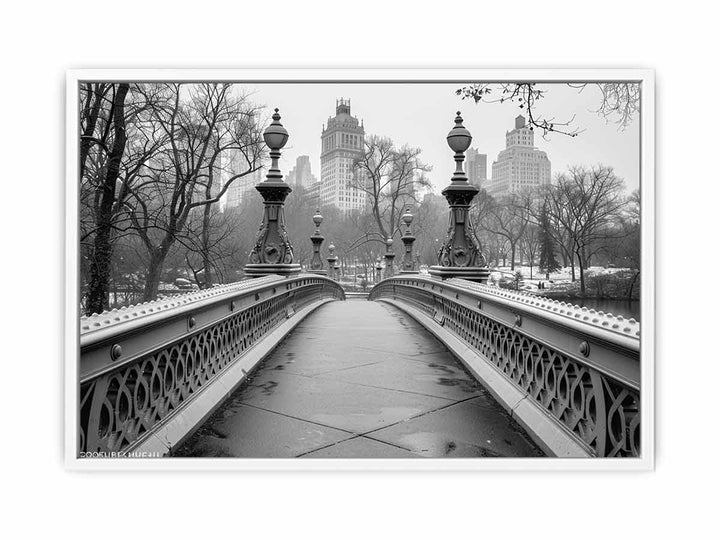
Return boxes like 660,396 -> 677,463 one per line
174,299 -> 544,458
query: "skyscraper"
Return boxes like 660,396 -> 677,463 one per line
224,164 -> 264,209
488,115 -> 551,197
319,99 -> 366,212
306,179 -> 321,205
466,148 -> 487,187
286,155 -> 317,188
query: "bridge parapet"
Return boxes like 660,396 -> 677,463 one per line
369,275 -> 640,458
79,274 -> 345,456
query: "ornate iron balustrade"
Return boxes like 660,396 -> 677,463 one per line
79,274 -> 345,456
369,275 -> 640,458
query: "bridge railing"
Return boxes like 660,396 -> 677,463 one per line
79,274 -> 345,456
369,275 -> 640,458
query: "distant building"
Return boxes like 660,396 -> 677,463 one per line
285,169 -> 295,185
286,155 -> 316,188
422,192 -> 446,207
225,164 -> 264,209
296,155 -> 316,188
320,99 -> 367,212
488,115 -> 551,198
306,180 -> 321,205
411,178 -> 433,201
466,148 -> 487,187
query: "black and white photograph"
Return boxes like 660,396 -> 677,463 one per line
67,70 -> 652,466
7,1 -> 720,538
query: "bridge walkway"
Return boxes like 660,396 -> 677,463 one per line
174,300 -> 544,458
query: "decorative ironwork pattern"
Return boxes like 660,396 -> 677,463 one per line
79,276 -> 344,455
369,276 -> 640,457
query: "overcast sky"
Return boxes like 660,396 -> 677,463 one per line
242,82 -> 640,194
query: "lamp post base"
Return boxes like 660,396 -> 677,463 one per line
244,263 -> 302,278
428,265 -> 490,283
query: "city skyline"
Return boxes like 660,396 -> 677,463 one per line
243,83 -> 640,195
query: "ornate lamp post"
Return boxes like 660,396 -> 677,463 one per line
244,109 -> 301,278
308,208 -> 326,275
400,207 -> 417,273
327,243 -> 338,280
429,112 -> 490,283
383,237 -> 395,279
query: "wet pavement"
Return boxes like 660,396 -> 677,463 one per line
173,300 -> 545,458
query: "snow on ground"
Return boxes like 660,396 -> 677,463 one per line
488,265 -> 634,292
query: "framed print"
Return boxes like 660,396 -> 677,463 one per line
65,68 -> 654,470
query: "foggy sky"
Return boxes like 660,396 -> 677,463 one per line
242,82 -> 640,194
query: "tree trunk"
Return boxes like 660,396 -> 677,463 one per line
86,226 -> 113,315
85,83 -> 130,316
143,249 -> 168,301
627,270 -> 640,300
510,243 -> 516,271
560,240 -> 575,281
201,203 -> 212,288
79,83 -> 106,179
576,248 -> 586,294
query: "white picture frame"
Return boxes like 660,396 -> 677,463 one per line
65,68 -> 654,471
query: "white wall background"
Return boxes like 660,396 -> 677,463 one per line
0,1 -> 715,537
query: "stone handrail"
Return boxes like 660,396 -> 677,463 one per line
79,274 -> 345,455
369,275 -> 640,457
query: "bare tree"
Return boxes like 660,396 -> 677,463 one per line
537,202 -> 561,280
80,83 -> 165,314
456,82 -> 640,137
596,189 -> 641,298
80,83 -> 129,315
352,135 -> 432,242
480,192 -> 532,270
570,83 -> 641,130
281,184 -> 324,268
520,224 -> 541,279
467,188 -> 495,264
545,165 -> 627,293
182,204 -> 248,287
413,194 -> 449,265
125,83 -> 265,300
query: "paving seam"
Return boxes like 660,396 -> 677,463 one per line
245,361 -> 387,380
295,434 -> 419,458
236,389 -> 476,440
250,361 -> 465,402
294,435 -> 362,458
355,395 -> 485,438
236,401 -> 359,436
357,434 -> 419,454
298,360 -> 386,377
304,375 -> 465,402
